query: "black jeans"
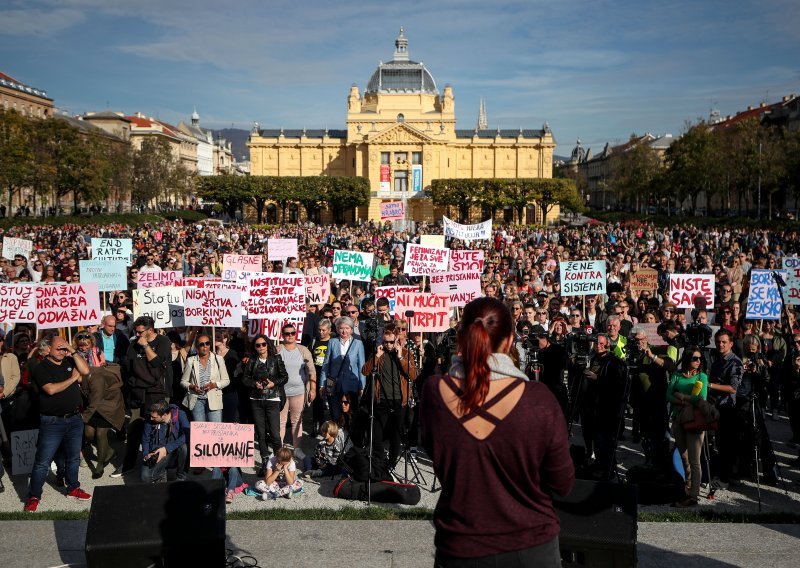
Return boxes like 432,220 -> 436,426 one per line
371,399 -> 405,465
435,537 -> 561,568
251,399 -> 282,460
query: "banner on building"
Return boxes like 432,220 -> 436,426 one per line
559,260 -> 607,297
331,250 -> 374,282
246,274 -> 306,319
403,243 -> 449,276
80,260 -> 128,292
411,164 -> 422,193
442,216 -> 492,241
90,238 -> 132,262
0,283 -> 36,323
133,286 -> 185,328
2,237 -> 33,260
395,291 -> 451,332
35,282 -> 102,329
183,287 -> 240,327
267,238 -> 298,262
745,269 -> 785,320
222,254 -> 262,281
380,164 -> 391,192
138,270 -> 182,288
668,274 -> 715,309
380,201 -> 405,221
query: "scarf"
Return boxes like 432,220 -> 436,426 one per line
448,353 -> 529,382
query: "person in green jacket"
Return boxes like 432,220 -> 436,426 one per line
666,345 -> 708,507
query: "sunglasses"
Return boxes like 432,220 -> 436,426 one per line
56,347 -> 70,352
347,310 -> 359,315
691,356 -> 703,362
196,341 -> 211,347
255,342 -> 268,347
283,331 -> 296,337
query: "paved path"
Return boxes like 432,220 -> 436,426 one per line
1,520 -> 798,568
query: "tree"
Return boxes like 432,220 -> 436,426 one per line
132,138 -> 174,208
663,121 -> 723,214
324,177 -> 370,223
0,109 -> 34,212
195,175 -> 252,219
430,179 -> 480,222
608,137 -> 663,212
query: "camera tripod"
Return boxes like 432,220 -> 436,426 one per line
749,394 -> 788,511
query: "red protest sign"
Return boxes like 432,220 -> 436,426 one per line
669,274 -> 715,309
305,274 -> 330,305
137,270 -> 182,288
35,282 -> 102,330
395,291 -> 450,332
449,250 -> 484,272
246,274 -> 306,319
0,283 -> 36,323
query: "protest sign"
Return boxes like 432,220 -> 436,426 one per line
630,268 -> 659,293
449,250 -> 484,272
430,270 -> 482,307
267,238 -> 298,262
395,291 -> 450,332
639,323 -> 667,347
176,276 -> 215,288
420,235 -> 445,248
11,429 -> 38,476
246,273 -> 306,319
249,316 -> 306,341
90,238 -> 132,261
222,254 -> 262,281
133,286 -> 185,328
783,256 -> 800,306
2,237 -> 33,260
138,270 -> 182,288
403,243 -> 449,276
375,285 -> 418,314
559,260 -> 607,296
745,269 -> 785,320
0,283 -> 36,323
305,274 -> 331,305
668,274 -> 715,309
331,250 -> 374,282
184,287 -> 241,327
203,280 -> 248,319
190,422 -> 255,468
35,282 -> 101,329
380,201 -> 405,221
79,259 -> 127,292
442,216 -> 492,241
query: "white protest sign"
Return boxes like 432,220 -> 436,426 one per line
559,260 -> 607,296
449,250 -> 484,272
430,270 -> 482,308
11,429 -> 38,475
746,269 -> 785,321
403,243 -> 449,276
305,274 -> 331,305
0,283 -> 36,323
442,216 -> 492,240
203,280 -> 247,319
138,270 -> 182,288
2,237 -> 33,260
267,238 -> 298,262
395,291 -> 451,332
35,282 -> 102,330
80,260 -> 127,292
783,257 -> 800,306
331,250 -> 374,282
90,238 -> 132,261
133,286 -> 185,328
420,234 -> 445,248
222,254 -> 262,281
184,287 -> 241,327
246,273 -> 306,319
668,274 -> 716,309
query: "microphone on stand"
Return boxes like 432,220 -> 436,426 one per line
405,310 -> 415,318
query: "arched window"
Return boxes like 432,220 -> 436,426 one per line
397,113 -> 405,123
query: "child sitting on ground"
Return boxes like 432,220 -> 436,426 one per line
303,420 -> 352,478
255,446 -> 303,499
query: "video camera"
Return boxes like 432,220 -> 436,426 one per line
685,321 -> 712,348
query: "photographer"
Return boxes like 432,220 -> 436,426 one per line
140,399 -> 190,483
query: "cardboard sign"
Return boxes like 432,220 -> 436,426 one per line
783,257 -> 800,306
138,270 -> 182,288
190,422 -> 255,468
442,216 -> 492,241
80,259 -> 128,292
11,429 -> 38,476
403,243 -> 449,276
133,286 -> 185,328
305,274 -> 331,305
668,274 -> 715,309
745,269 -> 785,320
222,254 -> 262,281
395,291 -> 450,332
331,250 -> 374,282
630,268 -> 658,293
449,250 -> 484,272
91,238 -> 132,261
375,285 -> 418,314
0,283 -> 36,323
246,273 -> 306,319
380,201 -> 405,221
430,270 -> 482,307
420,235 -> 445,248
35,282 -> 102,329
267,238 -> 298,262
2,237 -> 33,260
184,288 -> 241,327
559,260 -> 607,296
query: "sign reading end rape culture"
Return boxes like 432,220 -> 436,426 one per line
559,260 -> 607,296
746,269 -> 785,320
403,243 -> 448,276
442,216 -> 492,241
90,238 -> 132,262
35,282 -> 101,329
246,273 -> 306,319
331,250 -> 374,282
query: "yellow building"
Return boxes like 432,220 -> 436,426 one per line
248,28 -> 557,224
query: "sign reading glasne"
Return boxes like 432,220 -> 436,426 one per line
331,251 -> 374,282
559,260 -> 607,296
222,254 -> 262,281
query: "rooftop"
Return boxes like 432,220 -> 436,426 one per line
0,70 -> 52,101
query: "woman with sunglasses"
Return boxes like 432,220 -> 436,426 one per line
241,334 -> 288,476
666,346 -> 709,507
276,324 -> 316,461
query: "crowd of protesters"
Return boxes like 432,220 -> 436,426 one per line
1,216 -> 799,512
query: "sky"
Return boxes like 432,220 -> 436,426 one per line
1,0 -> 798,157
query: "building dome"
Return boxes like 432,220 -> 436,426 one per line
366,28 -> 438,94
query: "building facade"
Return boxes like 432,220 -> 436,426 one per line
0,71 -> 54,119
248,29 -> 557,224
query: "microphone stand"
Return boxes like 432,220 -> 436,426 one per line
393,309 -> 426,486
771,271 -> 794,337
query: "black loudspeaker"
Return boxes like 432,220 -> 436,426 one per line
85,479 -> 226,568
554,479 -> 638,568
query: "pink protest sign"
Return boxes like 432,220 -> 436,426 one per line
175,277 -> 215,288
137,270 -> 182,288
449,250 -> 484,272
190,422 -> 255,468
403,243 -> 449,276
380,201 -> 405,221
246,273 -> 306,319
430,270 -> 482,307
0,283 -> 36,323
222,254 -> 262,281
305,274 -> 331,305
669,274 -> 715,309
35,282 -> 102,330
395,291 -> 451,332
